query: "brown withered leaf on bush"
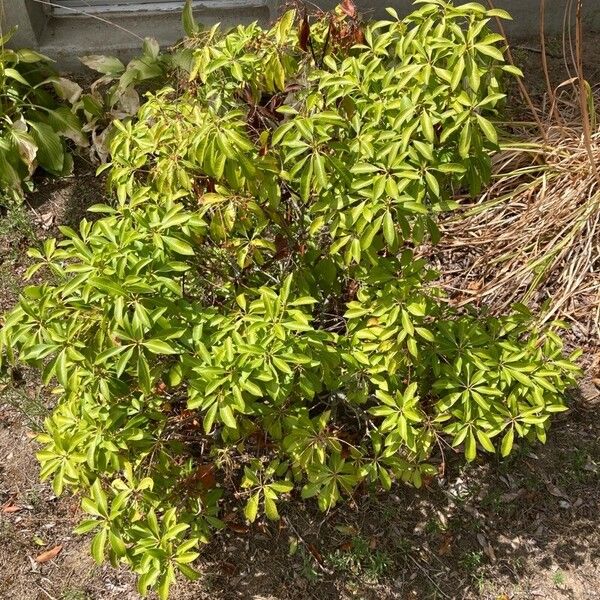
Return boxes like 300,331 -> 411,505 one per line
353,26 -> 365,45
299,14 -> 310,52
196,464 -> 216,490
35,545 -> 63,563
340,0 -> 357,18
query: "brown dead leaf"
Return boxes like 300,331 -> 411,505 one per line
467,279 -> 483,291
340,0 -> 357,18
154,380 -> 168,395
2,505 -> 22,513
196,464 -> 216,490
353,26 -> 365,45
221,561 -> 237,576
477,533 -> 497,563
545,482 -> 569,500
39,211 -> 54,230
437,533 -> 453,556
227,522 -> 250,534
307,543 -> 323,564
500,490 -> 524,503
299,14 -> 310,52
35,545 -> 63,563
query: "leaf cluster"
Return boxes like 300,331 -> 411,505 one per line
75,37 -> 192,162
0,29 -> 87,202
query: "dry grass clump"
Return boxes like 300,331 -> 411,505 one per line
433,92 -> 600,342
429,0 -> 600,344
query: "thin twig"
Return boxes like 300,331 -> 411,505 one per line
283,516 -> 335,575
406,553 -> 452,599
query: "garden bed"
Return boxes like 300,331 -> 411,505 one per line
1,19 -> 600,600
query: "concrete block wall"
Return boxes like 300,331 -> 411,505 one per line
1,0 -> 600,71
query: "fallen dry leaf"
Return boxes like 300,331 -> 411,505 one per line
39,211 -> 55,230
2,505 -> 22,514
196,464 -> 216,490
227,522 -> 249,534
545,482 -> 569,500
35,545 -> 63,563
477,533 -> 497,563
220,561 -> 237,576
307,543 -> 323,564
437,533 -> 454,556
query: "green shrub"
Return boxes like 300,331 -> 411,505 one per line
0,30 -> 86,202
0,2 -> 580,598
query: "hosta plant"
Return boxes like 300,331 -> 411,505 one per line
0,29 -> 86,203
76,37 -> 189,162
0,2 -> 580,598
75,4 -> 199,162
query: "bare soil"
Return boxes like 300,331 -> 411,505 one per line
1,35 -> 600,600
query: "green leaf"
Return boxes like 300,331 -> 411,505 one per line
465,430 -> 477,462
486,8 -> 512,20
501,427 -> 514,457
89,277 -> 125,296
264,496 -> 279,521
177,562 -> 201,581
80,55 -> 125,75
163,236 -> 195,256
4,67 -> 30,86
28,121 -> 64,175
219,404 -> 237,429
74,519 -> 100,534
46,107 -> 87,146
137,353 -> 152,393
109,531 -> 127,556
459,120 -> 472,159
0,145 -> 23,191
383,210 -> 396,246
476,429 -> 496,453
16,48 -> 51,63
182,0 -> 201,36
420,111 -> 434,142
245,492 -> 260,522
475,113 -> 498,145
144,339 -> 180,355
91,528 -> 107,564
